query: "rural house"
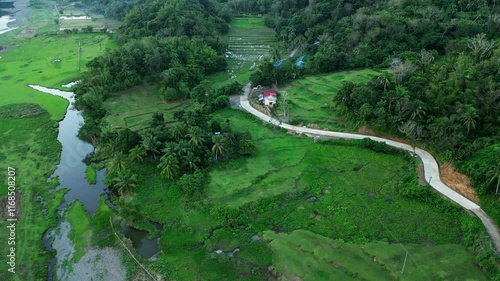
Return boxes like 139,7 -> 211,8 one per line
263,90 -> 277,107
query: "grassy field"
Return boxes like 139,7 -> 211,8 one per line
0,33 -> 114,120
208,110 -> 467,244
207,16 -> 276,88
66,201 -> 92,262
263,230 -> 487,281
281,69 -> 380,131
104,85 -> 192,131
121,108 -> 486,280
0,104 -> 65,280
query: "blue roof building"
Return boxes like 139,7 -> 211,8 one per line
295,56 -> 307,68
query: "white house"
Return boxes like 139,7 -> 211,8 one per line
263,90 -> 277,107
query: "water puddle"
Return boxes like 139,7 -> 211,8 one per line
122,223 -> 162,259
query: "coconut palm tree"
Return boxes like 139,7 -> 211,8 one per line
459,105 -> 478,136
409,101 -> 427,121
170,123 -> 186,141
211,135 -> 225,161
142,133 -> 161,160
111,168 -> 138,196
128,145 -> 146,163
376,71 -> 393,92
157,154 -> 180,180
107,152 -> 127,172
487,167 -> 500,195
186,126 -> 205,147
182,151 -> 200,172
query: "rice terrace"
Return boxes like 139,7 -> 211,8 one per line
0,0 -> 499,281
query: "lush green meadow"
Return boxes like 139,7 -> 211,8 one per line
0,13 -> 113,278
282,69 -> 380,130
121,108 -> 486,280
0,7 -> 491,281
104,85 -> 192,131
0,104 -> 65,280
0,33 -> 114,119
264,230 -> 487,281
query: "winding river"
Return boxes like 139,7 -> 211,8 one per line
29,85 -> 111,280
30,84 -> 160,280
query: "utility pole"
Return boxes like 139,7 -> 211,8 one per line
401,251 -> 409,274
78,41 -> 81,72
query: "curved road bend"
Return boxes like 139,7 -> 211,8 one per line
239,84 -> 500,253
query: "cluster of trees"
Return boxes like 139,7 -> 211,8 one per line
75,36 -> 226,98
231,0 -> 499,73
334,35 -> 499,195
249,60 -> 301,86
71,0 -> 255,197
78,0 -> 136,20
117,0 -> 231,42
98,108 -> 255,197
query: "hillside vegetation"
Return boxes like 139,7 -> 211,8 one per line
70,0 -> 500,280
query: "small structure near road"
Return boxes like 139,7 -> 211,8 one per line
263,90 -> 277,107
252,85 -> 278,107
295,55 -> 307,68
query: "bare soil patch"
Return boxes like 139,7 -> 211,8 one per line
441,162 -> 479,203
306,124 -> 320,129
16,28 -> 36,38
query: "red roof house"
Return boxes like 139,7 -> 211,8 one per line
263,90 -> 277,107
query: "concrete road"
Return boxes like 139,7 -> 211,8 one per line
239,83 -> 500,253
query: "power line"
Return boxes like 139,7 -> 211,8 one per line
78,41 -> 81,72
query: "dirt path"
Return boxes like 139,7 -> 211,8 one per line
239,83 -> 500,253
288,47 -> 299,58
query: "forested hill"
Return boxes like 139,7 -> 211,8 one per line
117,0 -> 231,41
74,0 -> 230,103
233,0 -> 499,71
239,1 -> 499,203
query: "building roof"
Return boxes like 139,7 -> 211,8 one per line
263,90 -> 277,97
295,56 -> 307,63
273,61 -> 284,67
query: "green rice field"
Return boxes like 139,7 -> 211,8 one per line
208,16 -> 276,88
282,69 -> 381,131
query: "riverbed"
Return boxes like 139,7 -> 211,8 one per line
29,84 -> 126,280
0,0 -> 33,35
